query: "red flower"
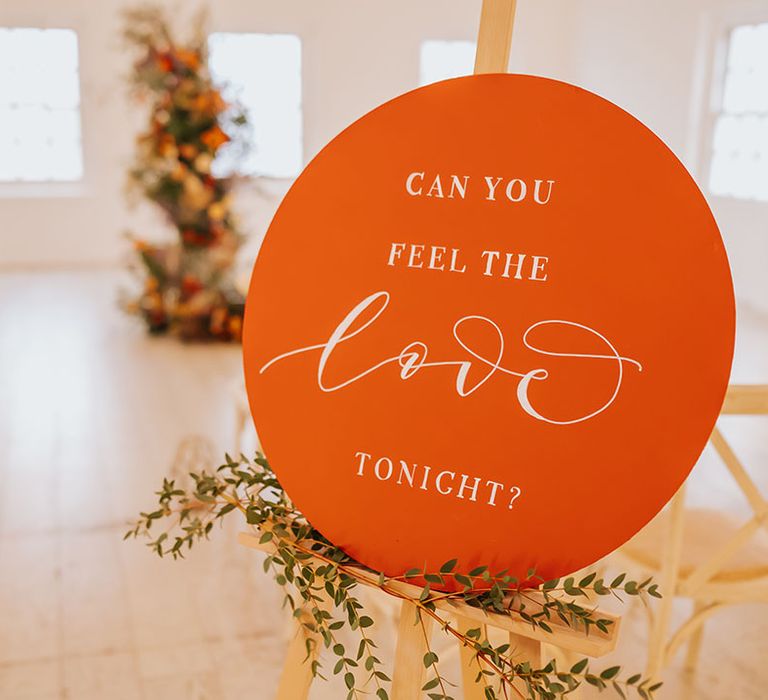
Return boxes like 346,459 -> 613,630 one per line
181,274 -> 203,296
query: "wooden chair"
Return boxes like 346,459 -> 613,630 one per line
618,385 -> 768,679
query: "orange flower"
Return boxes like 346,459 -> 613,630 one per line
170,162 -> 186,181
181,274 -> 203,296
211,92 -> 226,112
200,125 -> 229,152
156,134 -> 177,157
207,201 -> 226,221
198,91 -> 226,115
228,315 -> 243,341
156,52 -> 174,73
179,143 -> 198,161
190,94 -> 209,112
210,307 -> 227,335
174,48 -> 201,71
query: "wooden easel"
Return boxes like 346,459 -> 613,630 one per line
240,532 -> 620,700
240,1 -> 622,697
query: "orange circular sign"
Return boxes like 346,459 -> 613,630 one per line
243,75 -> 734,581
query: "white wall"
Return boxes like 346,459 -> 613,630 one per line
0,0 -> 766,317
0,0 -> 577,272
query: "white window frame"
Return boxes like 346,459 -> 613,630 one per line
690,1 -> 768,199
0,26 -> 86,198
207,31 -> 303,181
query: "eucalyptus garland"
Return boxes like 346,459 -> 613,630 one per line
126,453 -> 662,700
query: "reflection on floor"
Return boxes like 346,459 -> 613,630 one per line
0,270 -> 765,699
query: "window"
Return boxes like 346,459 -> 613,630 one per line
709,22 -> 768,201
0,28 -> 83,182
419,40 -> 476,87
208,32 -> 302,179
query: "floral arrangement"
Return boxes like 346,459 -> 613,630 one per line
127,453 -> 662,700
122,7 -> 248,341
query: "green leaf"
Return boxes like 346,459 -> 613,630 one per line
422,678 -> 440,690
455,574 -> 472,588
423,651 -> 438,667
570,658 -> 589,674
624,581 -> 638,595
218,502 -> 236,517
585,674 -> 605,688
440,558 -> 458,573
611,573 -> 626,588
600,666 -> 621,680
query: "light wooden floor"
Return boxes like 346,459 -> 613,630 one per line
0,270 -> 766,699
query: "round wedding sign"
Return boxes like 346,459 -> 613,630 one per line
243,74 -> 734,581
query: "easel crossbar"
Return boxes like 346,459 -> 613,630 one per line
238,531 -> 619,658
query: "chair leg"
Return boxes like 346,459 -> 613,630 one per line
684,600 -> 706,672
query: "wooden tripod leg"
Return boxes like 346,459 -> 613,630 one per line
509,631 -> 542,695
275,616 -> 316,700
555,646 -> 583,700
684,600 -> 706,672
392,600 -> 434,699
647,484 -> 687,679
509,632 -> 542,666
474,0 -> 518,74
456,615 -> 487,700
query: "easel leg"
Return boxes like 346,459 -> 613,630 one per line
553,646 -> 583,700
391,600 -> 434,700
275,616 -> 316,700
509,631 -> 542,695
474,0 -> 518,74
647,484 -> 687,679
456,615 -> 487,700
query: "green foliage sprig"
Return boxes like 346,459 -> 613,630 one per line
126,453 -> 662,700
